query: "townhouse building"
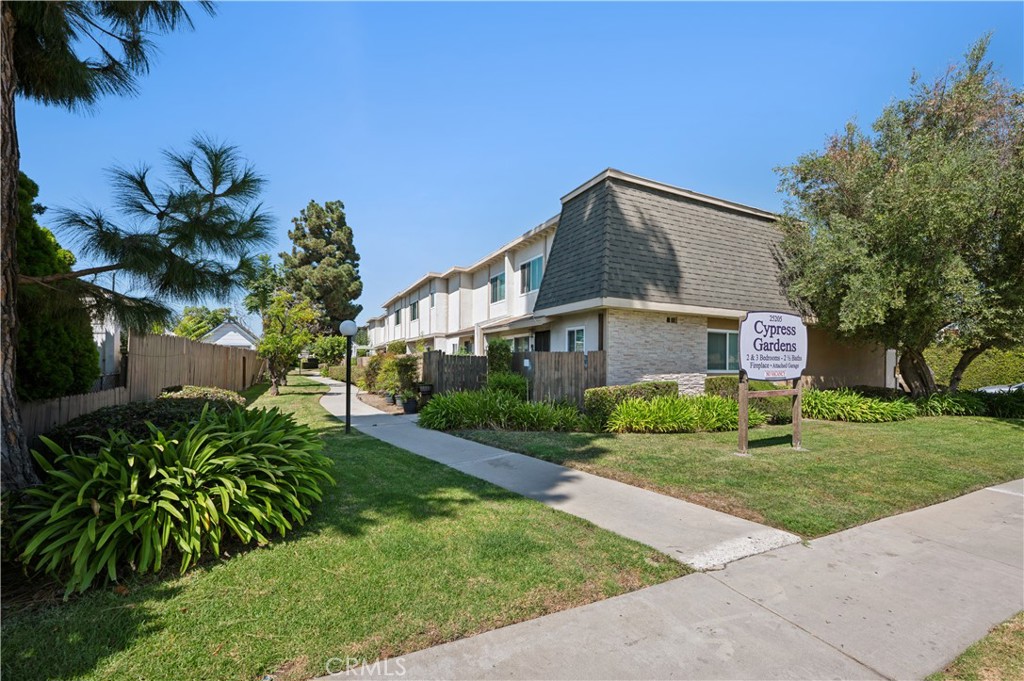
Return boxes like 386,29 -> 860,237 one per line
367,169 -> 895,393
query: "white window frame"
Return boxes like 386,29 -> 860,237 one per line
567,327 -> 585,352
490,272 -> 506,304
707,330 -> 739,373
519,255 -> 543,295
394,307 -> 401,324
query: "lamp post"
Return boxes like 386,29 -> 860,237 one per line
339,320 -> 358,434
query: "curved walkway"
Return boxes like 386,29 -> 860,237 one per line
310,375 -> 800,569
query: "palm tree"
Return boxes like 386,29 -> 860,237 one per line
1,1 -> 214,491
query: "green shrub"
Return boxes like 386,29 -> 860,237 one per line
487,371 -> 528,400
847,385 -> 907,400
914,392 -> 988,417
160,385 -> 245,407
418,389 -> 581,432
977,390 -> 1024,419
583,381 -> 679,429
486,338 -> 513,374
356,348 -> 369,358
704,376 -> 793,424
606,395 -> 767,434
386,340 -> 407,355
364,353 -> 388,392
802,389 -> 917,422
393,355 -> 420,391
12,407 -> 333,597
925,344 -> 1024,391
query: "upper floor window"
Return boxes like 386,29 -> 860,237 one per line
520,256 -> 543,294
410,300 -> 419,321
490,272 -> 506,303
567,327 -> 585,352
707,330 -> 739,372
394,308 -> 401,324
430,291 -> 435,308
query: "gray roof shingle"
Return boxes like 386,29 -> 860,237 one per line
534,173 -> 796,314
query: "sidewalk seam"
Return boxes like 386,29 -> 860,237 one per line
708,573 -> 894,681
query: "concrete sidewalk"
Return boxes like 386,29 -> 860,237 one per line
321,481 -> 1023,680
309,375 -> 800,569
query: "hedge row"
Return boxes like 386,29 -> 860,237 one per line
583,381 -> 678,428
606,395 -> 768,434
925,345 -> 1024,391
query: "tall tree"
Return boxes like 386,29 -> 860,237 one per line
258,292 -> 318,396
281,200 -> 363,332
173,306 -> 233,341
242,253 -> 283,330
1,1 -> 213,491
776,36 -> 1024,396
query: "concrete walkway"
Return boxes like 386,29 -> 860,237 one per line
309,375 -> 800,569
321,481 -> 1023,680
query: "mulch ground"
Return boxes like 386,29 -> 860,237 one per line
358,392 -> 404,415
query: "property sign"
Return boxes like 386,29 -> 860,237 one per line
739,311 -> 807,381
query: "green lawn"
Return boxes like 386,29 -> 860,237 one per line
1,377 -> 685,681
459,417 -> 1024,538
929,612 -> 1024,681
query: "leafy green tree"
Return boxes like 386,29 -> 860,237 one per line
776,36 -> 1024,396
1,1 -> 214,491
174,306 -> 233,341
258,292 -> 318,396
354,327 -> 369,346
281,200 -> 363,331
310,335 -> 349,367
16,173 -> 99,401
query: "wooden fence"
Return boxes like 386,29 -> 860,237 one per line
512,351 -> 607,406
19,334 -> 264,441
421,351 -> 489,394
421,350 -> 607,407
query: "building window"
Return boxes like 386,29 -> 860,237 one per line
490,272 -> 505,303
567,327 -> 585,352
410,301 -> 419,321
394,308 -> 401,324
430,291 -> 435,308
513,336 -> 530,353
520,256 -> 543,293
707,330 -> 739,372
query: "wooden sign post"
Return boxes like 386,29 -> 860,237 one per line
737,312 -> 808,455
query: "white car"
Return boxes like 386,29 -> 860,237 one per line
975,382 -> 1024,394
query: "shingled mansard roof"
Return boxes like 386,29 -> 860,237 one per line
533,169 -> 797,317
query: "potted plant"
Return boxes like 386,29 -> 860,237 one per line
399,389 -> 418,414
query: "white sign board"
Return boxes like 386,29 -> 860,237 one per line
739,311 -> 807,381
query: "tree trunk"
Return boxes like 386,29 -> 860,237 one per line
898,347 -> 937,397
948,346 -> 988,393
1,4 -> 38,492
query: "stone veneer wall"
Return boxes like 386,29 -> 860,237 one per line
605,309 -> 707,394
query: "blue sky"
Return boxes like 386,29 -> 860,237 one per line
17,1 -> 1024,328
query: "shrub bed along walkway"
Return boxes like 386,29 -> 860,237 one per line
311,376 -> 800,569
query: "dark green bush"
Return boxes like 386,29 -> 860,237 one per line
486,338 -> 513,374
356,348 -> 369,358
583,381 -> 679,428
394,355 -> 420,391
704,376 -> 793,424
913,392 -> 987,417
12,407 -> 333,597
606,395 -> 767,434
48,397 -> 237,456
418,389 -> 581,432
976,390 -> 1024,419
847,385 -> 907,400
364,353 -> 388,391
802,389 -> 917,422
386,340 -> 407,355
160,385 -> 245,407
487,371 -> 528,400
